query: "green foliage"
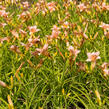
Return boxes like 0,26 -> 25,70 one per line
0,0 -> 109,108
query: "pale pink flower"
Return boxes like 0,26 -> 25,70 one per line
64,31 -> 68,37
21,36 -> 40,51
0,6 -> 6,10
104,30 -> 109,38
18,11 -> 31,20
103,69 -> 109,76
0,37 -> 10,44
0,23 -> 7,28
101,62 -> 109,76
10,45 -> 21,54
19,29 -> 27,36
36,43 -> 48,55
101,3 -> 109,11
28,37 -> 40,45
28,26 -> 40,35
32,43 -> 49,57
78,3 -> 87,12
92,2 -> 101,11
0,10 -> 8,17
22,1 -> 29,8
86,52 -> 100,62
68,46 -> 80,57
66,41 -> 69,47
47,1 -> 56,13
18,12 -> 26,19
101,62 -> 109,69
99,22 -> 109,30
76,62 -> 86,71
20,42 -> 32,51
51,25 -> 60,32
61,21 -> 69,29
11,30 -> 19,38
50,25 -> 60,39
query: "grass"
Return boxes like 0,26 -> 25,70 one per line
0,0 -> 109,108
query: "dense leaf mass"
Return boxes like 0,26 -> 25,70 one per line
0,0 -> 109,108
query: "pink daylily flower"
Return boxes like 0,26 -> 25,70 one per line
50,25 -> 60,39
19,29 -> 27,36
22,1 -> 29,8
28,26 -> 40,35
101,62 -> 109,76
101,3 -> 109,11
68,46 -> 80,57
28,37 -> 40,45
61,21 -> 69,29
18,11 -> 31,20
11,30 -> 19,38
0,37 -> 10,44
32,43 -> 50,57
78,3 -> 87,12
47,1 -> 56,13
103,69 -> 109,76
0,23 -> 7,28
46,25 -> 60,40
10,45 -> 21,54
86,52 -> 100,62
101,62 -> 109,69
36,43 -> 48,55
0,10 -> 8,17
99,22 -> 109,30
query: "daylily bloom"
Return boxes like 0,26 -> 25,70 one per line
68,46 -> 80,63
92,2 -> 101,11
51,25 -> 60,32
10,45 -> 21,54
101,62 -> 109,77
78,3 -> 87,12
11,30 -> 19,38
61,21 -> 69,29
28,26 -> 40,35
0,6 -> 6,10
86,52 -> 100,62
20,42 -> 32,51
0,10 -> 8,17
101,62 -> 109,69
99,22 -> 109,30
47,25 -> 60,41
19,29 -> 27,37
22,1 -> 29,8
103,69 -> 109,76
0,37 -> 10,44
28,36 -> 40,45
68,46 -> 80,57
18,11 -> 31,20
0,23 -> 7,28
47,1 -> 56,13
32,43 -> 49,57
51,25 -> 60,39
21,37 -> 40,51
76,62 -> 86,71
104,30 -> 109,39
101,3 -> 109,11
36,43 -> 48,55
